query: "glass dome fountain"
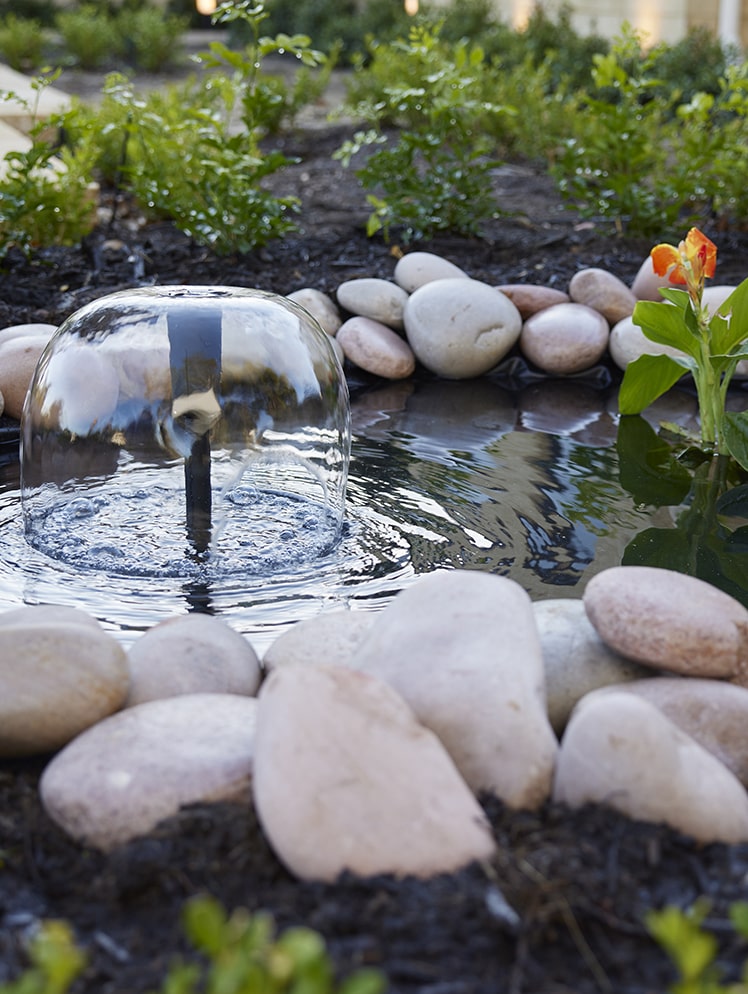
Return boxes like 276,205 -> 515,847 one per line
20,286 -> 351,579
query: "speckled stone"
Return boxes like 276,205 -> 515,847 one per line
263,609 -> 374,671
393,251 -> 469,293
337,316 -> 416,380
520,303 -> 609,375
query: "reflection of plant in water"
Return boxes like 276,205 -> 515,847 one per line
617,416 -> 748,606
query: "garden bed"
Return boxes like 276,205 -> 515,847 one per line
2,102 -> 748,993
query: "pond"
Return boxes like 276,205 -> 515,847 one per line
3,365 -> 744,656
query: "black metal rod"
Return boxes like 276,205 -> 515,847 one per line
167,307 -> 222,555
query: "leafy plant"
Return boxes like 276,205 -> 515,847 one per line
334,23 -> 510,241
113,6 -> 189,73
0,14 -> 49,72
618,228 -> 748,465
55,4 -> 120,70
646,899 -> 748,993
154,895 -> 385,994
0,920 -> 86,994
0,72 -> 98,260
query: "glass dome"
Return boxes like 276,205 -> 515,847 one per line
21,286 -> 351,578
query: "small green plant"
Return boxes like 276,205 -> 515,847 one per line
334,22 -> 511,241
618,227 -> 748,466
0,14 -> 49,72
154,894 -> 385,994
55,4 -> 119,70
0,919 -> 86,994
0,72 -> 98,260
647,899 -> 748,993
113,6 -> 188,73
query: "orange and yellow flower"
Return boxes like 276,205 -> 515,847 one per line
650,227 -> 717,288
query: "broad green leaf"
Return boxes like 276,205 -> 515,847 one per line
657,287 -> 690,309
715,277 -> 748,353
724,412 -> 748,471
645,903 -> 717,982
716,483 -> 748,518
618,353 -> 691,414
632,300 -> 701,358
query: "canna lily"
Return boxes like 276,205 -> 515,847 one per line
650,227 -> 717,297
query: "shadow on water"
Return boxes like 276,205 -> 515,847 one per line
1,374 -> 747,653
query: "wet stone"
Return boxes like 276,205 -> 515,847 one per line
336,277 -> 409,331
569,267 -> 637,324
40,693 -> 258,851
554,689 -> 748,845
404,278 -> 522,379
393,251 -> 470,292
520,302 -> 609,375
253,663 -> 496,881
337,315 -> 416,380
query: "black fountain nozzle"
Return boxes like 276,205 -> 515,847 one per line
167,307 -> 223,555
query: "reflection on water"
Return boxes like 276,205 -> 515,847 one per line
0,376 -> 707,653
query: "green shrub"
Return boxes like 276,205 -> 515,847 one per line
647,26 -> 730,104
55,4 -> 119,70
0,73 -> 98,260
114,6 -> 188,72
335,23 -> 511,241
0,14 -> 49,71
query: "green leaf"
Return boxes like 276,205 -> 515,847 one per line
616,415 -> 692,506
657,286 -> 690,309
632,300 -> 701,358
715,277 -> 748,353
729,901 -> 748,938
618,353 -> 691,414
724,412 -> 748,471
645,903 -> 717,982
716,483 -> 748,518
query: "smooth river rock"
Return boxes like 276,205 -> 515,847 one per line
286,288 -> 343,337
263,608 -> 374,671
0,611 -> 129,756
607,676 -> 748,787
404,278 -> 522,379
38,346 -> 120,434
353,570 -> 558,809
497,284 -> 570,319
554,690 -> 748,845
337,316 -> 416,380
533,598 -> 652,733
126,614 -> 262,707
0,336 -> 49,419
0,322 -> 56,347
253,663 -> 496,881
583,566 -> 748,681
519,303 -> 609,375
336,277 -> 409,331
40,693 -> 258,851
393,251 -> 470,292
608,315 -> 687,370
568,267 -> 637,324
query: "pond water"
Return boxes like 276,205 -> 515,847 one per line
0,371 -> 746,656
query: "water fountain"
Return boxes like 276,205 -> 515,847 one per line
20,286 -> 351,579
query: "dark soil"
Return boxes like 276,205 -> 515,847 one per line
2,67 -> 748,994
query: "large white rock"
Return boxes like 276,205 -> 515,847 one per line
534,598 -> 652,733
404,279 -> 522,379
584,566 -> 748,680
126,614 -> 262,707
336,278 -> 409,331
253,663 -> 496,881
353,570 -> 558,808
0,615 -> 129,756
393,251 -> 470,292
569,267 -> 637,324
554,690 -> 748,844
0,336 -> 49,419
616,677 -> 748,787
337,316 -> 416,380
40,693 -> 258,851
609,315 -> 687,371
286,288 -> 342,337
263,609 -> 374,671
520,303 -> 609,375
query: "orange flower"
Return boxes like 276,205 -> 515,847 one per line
650,228 -> 717,287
